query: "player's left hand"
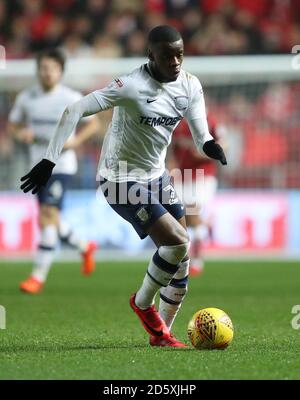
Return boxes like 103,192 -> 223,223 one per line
20,159 -> 55,194
203,140 -> 227,165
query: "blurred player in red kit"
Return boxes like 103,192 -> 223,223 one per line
171,115 -> 227,276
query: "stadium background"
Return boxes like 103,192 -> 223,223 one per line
0,0 -> 299,259
1,0 -> 300,382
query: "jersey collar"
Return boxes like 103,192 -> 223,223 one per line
144,62 -> 182,85
37,82 -> 62,95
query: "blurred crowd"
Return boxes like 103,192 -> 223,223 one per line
1,0 -> 300,58
3,81 -> 297,190
0,0 -> 299,191
205,82 -> 300,189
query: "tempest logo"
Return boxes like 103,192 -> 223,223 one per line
140,116 -> 182,127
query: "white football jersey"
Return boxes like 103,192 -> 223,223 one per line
92,64 -> 212,182
44,63 -> 213,183
9,84 -> 82,175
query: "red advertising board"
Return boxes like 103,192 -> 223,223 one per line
0,192 -> 288,255
0,194 -> 39,253
205,193 -> 288,251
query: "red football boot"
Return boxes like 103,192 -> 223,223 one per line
150,333 -> 188,348
130,293 -> 170,338
81,241 -> 97,275
20,276 -> 44,294
189,265 -> 204,277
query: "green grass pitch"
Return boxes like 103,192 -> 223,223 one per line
0,259 -> 300,380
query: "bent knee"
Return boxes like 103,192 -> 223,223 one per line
159,241 -> 190,265
172,241 -> 190,261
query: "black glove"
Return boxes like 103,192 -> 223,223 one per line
203,140 -> 227,165
20,159 -> 55,194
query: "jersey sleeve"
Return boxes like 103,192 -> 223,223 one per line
44,92 -> 102,164
8,92 -> 27,124
72,90 -> 93,123
44,76 -> 134,164
185,76 -> 213,151
92,76 -> 135,110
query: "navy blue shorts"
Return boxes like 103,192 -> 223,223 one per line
100,172 -> 185,239
37,173 -> 72,210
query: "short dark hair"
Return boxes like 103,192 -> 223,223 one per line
148,25 -> 182,45
36,48 -> 65,71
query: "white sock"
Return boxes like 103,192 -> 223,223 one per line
32,225 -> 58,283
135,243 -> 188,310
159,259 -> 189,330
189,225 -> 205,268
59,220 -> 87,252
189,225 -> 207,242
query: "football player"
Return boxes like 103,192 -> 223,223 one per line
20,26 -> 227,346
9,49 -> 99,294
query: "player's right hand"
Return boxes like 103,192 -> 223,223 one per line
20,159 -> 55,194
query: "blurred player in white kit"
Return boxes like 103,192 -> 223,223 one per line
172,115 -> 227,276
8,49 -> 99,294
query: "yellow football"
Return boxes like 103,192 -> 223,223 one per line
188,307 -> 234,350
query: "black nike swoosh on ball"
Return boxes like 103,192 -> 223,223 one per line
142,319 -> 164,336
147,99 -> 157,103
